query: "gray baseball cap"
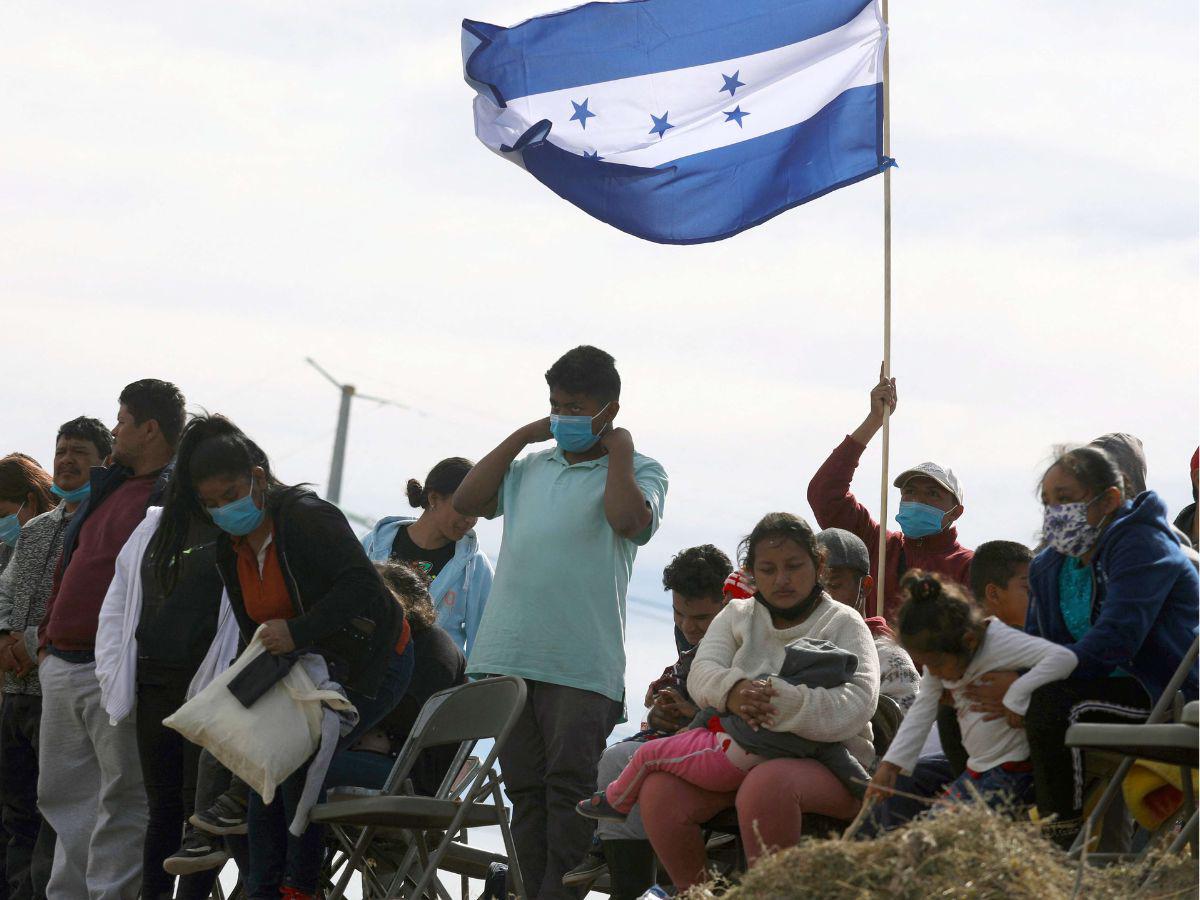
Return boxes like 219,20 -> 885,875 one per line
893,462 -> 963,505
817,528 -> 871,576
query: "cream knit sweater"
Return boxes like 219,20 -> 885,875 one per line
688,595 -> 880,767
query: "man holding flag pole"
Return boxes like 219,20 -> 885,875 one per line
807,365 -> 974,623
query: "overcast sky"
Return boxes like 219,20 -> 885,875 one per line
4,1 -> 1197,720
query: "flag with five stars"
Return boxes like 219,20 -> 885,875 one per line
462,0 -> 893,244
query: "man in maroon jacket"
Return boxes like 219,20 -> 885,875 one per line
807,367 -> 973,622
37,379 -> 184,900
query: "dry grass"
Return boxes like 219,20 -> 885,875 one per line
678,804 -> 1198,900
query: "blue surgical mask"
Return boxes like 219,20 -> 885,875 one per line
208,481 -> 265,537
550,403 -> 611,453
0,502 -> 26,547
895,500 -> 947,538
51,482 -> 91,504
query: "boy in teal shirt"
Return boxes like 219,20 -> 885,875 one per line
455,346 -> 668,899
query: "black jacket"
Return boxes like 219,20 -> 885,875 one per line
214,487 -> 402,697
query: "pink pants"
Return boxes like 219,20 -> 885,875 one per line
640,758 -> 861,889
605,729 -> 751,813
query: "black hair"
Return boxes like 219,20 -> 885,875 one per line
969,540 -> 1032,602
119,379 -> 186,448
1041,445 -> 1124,500
150,413 -> 282,592
0,454 -> 55,516
662,544 -> 733,602
375,561 -> 438,634
407,457 -> 474,509
545,346 -> 621,403
896,570 -> 985,657
738,512 -> 826,575
57,416 -> 113,460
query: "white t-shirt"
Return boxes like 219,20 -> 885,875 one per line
883,619 -> 1078,774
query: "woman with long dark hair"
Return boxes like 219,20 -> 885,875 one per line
155,414 -> 412,900
639,513 -> 879,890
95,483 -> 226,898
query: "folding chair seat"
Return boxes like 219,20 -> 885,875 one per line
318,795 -> 508,830
311,675 -> 528,900
1067,710 -> 1198,769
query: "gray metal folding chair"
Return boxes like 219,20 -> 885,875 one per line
312,675 -> 528,899
1065,634 -> 1199,876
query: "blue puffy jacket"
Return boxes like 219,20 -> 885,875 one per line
1027,491 -> 1198,702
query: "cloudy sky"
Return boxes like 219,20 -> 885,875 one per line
4,1 -> 1197,721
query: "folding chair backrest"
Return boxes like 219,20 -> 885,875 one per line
382,676 -> 526,796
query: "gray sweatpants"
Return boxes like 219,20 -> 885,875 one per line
595,740 -> 647,841
37,656 -> 147,900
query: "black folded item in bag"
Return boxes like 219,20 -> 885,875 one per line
228,651 -> 298,709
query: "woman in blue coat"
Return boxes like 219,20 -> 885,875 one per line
1020,445 -> 1198,847
362,458 -> 494,655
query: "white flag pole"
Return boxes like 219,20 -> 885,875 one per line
875,0 -> 892,621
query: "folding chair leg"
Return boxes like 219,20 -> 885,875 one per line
326,827 -> 371,900
1167,809 -> 1199,859
490,778 -> 526,899
1069,756 -> 1136,859
460,829 -> 469,900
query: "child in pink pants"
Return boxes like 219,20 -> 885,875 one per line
577,717 -> 766,820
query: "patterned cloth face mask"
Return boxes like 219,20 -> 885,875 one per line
1042,494 -> 1106,558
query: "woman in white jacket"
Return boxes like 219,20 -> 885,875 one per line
639,513 -> 879,890
95,507 -> 232,899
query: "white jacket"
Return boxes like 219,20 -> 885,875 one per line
688,594 -> 880,767
95,508 -> 236,724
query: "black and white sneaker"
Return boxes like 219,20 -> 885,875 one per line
163,829 -> 228,876
189,791 -> 248,836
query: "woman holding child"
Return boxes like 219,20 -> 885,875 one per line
966,444 -> 1199,848
635,513 -> 879,889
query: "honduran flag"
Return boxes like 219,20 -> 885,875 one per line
462,0 -> 893,245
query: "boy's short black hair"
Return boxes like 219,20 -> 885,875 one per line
119,379 -> 186,448
662,544 -> 733,602
57,416 -> 113,460
969,540 -> 1033,601
545,346 -> 621,403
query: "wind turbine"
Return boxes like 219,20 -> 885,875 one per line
305,357 -> 410,505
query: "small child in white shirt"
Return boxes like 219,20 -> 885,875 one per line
865,571 -> 1078,817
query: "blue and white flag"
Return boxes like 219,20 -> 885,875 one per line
463,0 -> 892,244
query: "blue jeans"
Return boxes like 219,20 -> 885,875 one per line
945,764 -> 1035,810
245,643 -> 414,897
342,642 -> 415,749
862,754 -> 955,836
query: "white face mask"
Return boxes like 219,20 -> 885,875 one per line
1042,495 -> 1105,558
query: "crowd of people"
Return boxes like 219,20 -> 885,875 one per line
0,345 -> 1195,900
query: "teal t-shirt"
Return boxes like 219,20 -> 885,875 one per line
465,446 -> 668,701
1058,556 -> 1127,678
1058,556 -> 1093,642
